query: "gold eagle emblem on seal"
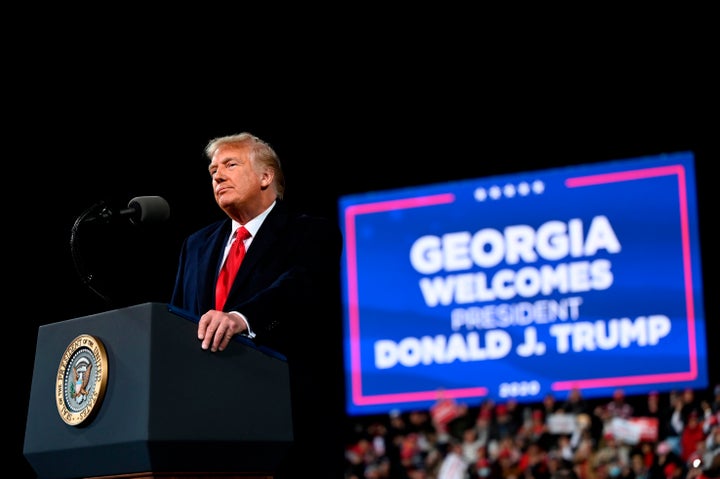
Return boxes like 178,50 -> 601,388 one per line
56,334 -> 109,426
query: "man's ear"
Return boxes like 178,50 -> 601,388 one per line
260,169 -> 274,187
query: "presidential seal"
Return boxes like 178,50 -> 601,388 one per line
56,334 -> 109,426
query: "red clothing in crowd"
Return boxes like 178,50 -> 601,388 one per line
679,413 -> 706,462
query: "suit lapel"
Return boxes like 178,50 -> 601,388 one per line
227,202 -> 289,296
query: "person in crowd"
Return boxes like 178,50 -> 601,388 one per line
594,432 -> 631,476
554,435 -> 577,470
664,390 -> 685,454
518,441 -> 551,479
399,432 -> 426,472
505,398 -> 526,433
431,389 -> 470,444
495,439 -> 522,479
472,445 -> 498,479
680,411 -> 708,464
699,397 -> 716,435
437,439 -> 471,479
547,449 -> 579,479
711,385 -> 720,415
637,391 -> 663,424
629,450 -> 650,479
606,389 -> 634,420
542,392 -> 562,417
646,441 -> 684,479
460,426 -> 486,467
559,387 -> 590,416
671,389 -> 704,456
676,389 -> 704,427
477,399 -> 496,424
493,403 -> 521,441
345,435 -> 374,477
701,422 -> 720,477
571,425 -> 596,479
475,408 -> 493,450
170,132 -> 344,478
524,409 -> 554,452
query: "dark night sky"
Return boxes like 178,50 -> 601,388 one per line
10,39 -> 718,477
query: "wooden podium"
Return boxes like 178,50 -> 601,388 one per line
23,303 -> 293,479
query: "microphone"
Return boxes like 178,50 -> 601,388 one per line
124,196 -> 170,224
70,195 -> 171,307
82,196 -> 170,225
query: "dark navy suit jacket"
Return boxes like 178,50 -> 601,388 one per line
170,199 -> 345,477
171,199 -> 342,354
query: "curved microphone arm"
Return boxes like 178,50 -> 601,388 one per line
70,201 -> 113,307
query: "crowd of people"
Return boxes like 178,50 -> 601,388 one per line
344,385 -> 720,479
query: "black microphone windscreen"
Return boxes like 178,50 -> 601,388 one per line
127,196 -> 170,224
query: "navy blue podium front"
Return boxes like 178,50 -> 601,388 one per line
23,302 -> 293,479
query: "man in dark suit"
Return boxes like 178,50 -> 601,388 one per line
171,132 -> 344,478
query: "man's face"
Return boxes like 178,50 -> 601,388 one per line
209,144 -> 263,212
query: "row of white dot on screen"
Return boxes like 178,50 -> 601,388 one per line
474,180 -> 545,202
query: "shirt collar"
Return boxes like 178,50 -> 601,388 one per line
230,200 -> 276,238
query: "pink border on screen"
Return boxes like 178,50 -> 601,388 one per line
344,194 -> 486,406
554,164 -> 698,391
344,163 -> 698,407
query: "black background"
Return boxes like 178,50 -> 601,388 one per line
9,32 -> 718,477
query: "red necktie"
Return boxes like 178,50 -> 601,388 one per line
215,226 -> 251,310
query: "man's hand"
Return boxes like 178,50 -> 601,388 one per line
198,310 -> 247,352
